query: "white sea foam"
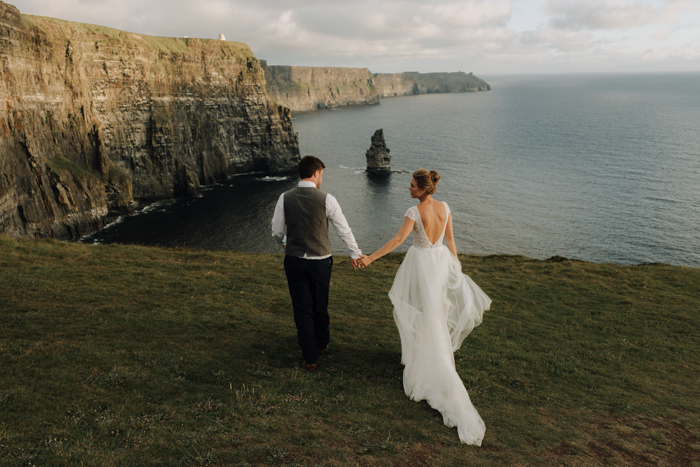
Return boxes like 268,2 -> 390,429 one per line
78,215 -> 124,242
103,216 -> 125,229
257,175 -> 291,182
139,200 -> 169,214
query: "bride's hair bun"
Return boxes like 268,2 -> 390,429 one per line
412,168 -> 440,195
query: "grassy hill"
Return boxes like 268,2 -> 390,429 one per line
19,12 -> 255,59
1,237 -> 698,466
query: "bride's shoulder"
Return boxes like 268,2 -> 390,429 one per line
404,205 -> 419,220
434,200 -> 450,215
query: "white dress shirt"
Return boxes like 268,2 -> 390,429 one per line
271,180 -> 362,259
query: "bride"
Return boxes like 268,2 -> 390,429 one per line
357,168 -> 491,446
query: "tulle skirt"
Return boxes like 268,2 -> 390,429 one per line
388,245 -> 491,446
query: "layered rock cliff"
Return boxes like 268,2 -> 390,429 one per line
0,1 -> 299,239
373,71 -> 490,97
262,64 -> 491,112
262,62 -> 380,112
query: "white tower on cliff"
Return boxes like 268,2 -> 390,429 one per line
219,34 -> 226,41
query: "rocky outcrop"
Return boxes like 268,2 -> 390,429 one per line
262,62 -> 381,112
0,1 -> 299,239
365,129 -> 390,174
374,71 -> 490,97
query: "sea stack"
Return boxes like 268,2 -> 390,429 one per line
366,129 -> 391,174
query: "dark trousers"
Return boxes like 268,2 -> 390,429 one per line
284,255 -> 333,365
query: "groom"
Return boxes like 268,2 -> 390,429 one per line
272,156 -> 362,371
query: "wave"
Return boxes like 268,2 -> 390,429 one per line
138,200 -> 170,214
78,215 -> 125,243
256,175 -> 291,182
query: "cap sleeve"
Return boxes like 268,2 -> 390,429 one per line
404,206 -> 418,221
443,202 -> 451,216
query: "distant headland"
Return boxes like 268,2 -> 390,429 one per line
261,61 -> 490,112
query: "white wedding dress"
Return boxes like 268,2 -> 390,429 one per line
389,202 -> 491,446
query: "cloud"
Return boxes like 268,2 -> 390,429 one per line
519,25 -> 592,51
13,0 -> 516,53
496,0 -> 700,72
255,1 -> 515,52
9,0 -> 700,73
219,0 -> 519,67
546,0 -> 700,30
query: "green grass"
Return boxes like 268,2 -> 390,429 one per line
45,155 -> 97,180
1,237 -> 698,466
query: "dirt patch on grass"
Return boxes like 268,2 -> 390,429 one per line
537,440 -> 575,458
602,439 -> 655,465
585,440 -> 614,465
392,443 -> 438,466
660,422 -> 700,467
583,415 -> 700,466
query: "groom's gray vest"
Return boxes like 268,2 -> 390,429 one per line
284,187 -> 331,258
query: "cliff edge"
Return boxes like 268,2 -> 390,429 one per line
262,63 -> 380,112
0,1 -> 300,239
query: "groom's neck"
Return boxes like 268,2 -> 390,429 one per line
301,178 -> 320,189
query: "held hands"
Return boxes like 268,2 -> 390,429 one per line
356,254 -> 374,268
350,254 -> 374,269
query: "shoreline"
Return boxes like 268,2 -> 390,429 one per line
5,235 -> 687,270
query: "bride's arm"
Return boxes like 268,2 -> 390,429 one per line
359,217 -> 414,267
445,214 -> 459,260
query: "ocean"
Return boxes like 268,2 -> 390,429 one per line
81,73 -> 700,268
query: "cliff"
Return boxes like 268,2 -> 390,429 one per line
373,71 -> 490,97
262,62 -> 380,112
0,1 -> 299,239
262,64 -> 491,112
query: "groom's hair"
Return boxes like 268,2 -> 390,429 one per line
299,156 -> 326,179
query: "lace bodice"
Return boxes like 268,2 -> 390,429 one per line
405,202 -> 451,249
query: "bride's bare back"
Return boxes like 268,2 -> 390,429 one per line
417,199 -> 448,245
358,169 -> 459,268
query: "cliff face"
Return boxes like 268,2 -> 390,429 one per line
262,64 -> 491,112
262,63 -> 380,112
0,1 -> 299,239
374,71 -> 490,97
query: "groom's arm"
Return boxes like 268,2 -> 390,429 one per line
326,194 -> 362,259
271,193 -> 286,247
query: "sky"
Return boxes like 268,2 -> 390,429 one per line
9,0 -> 700,74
